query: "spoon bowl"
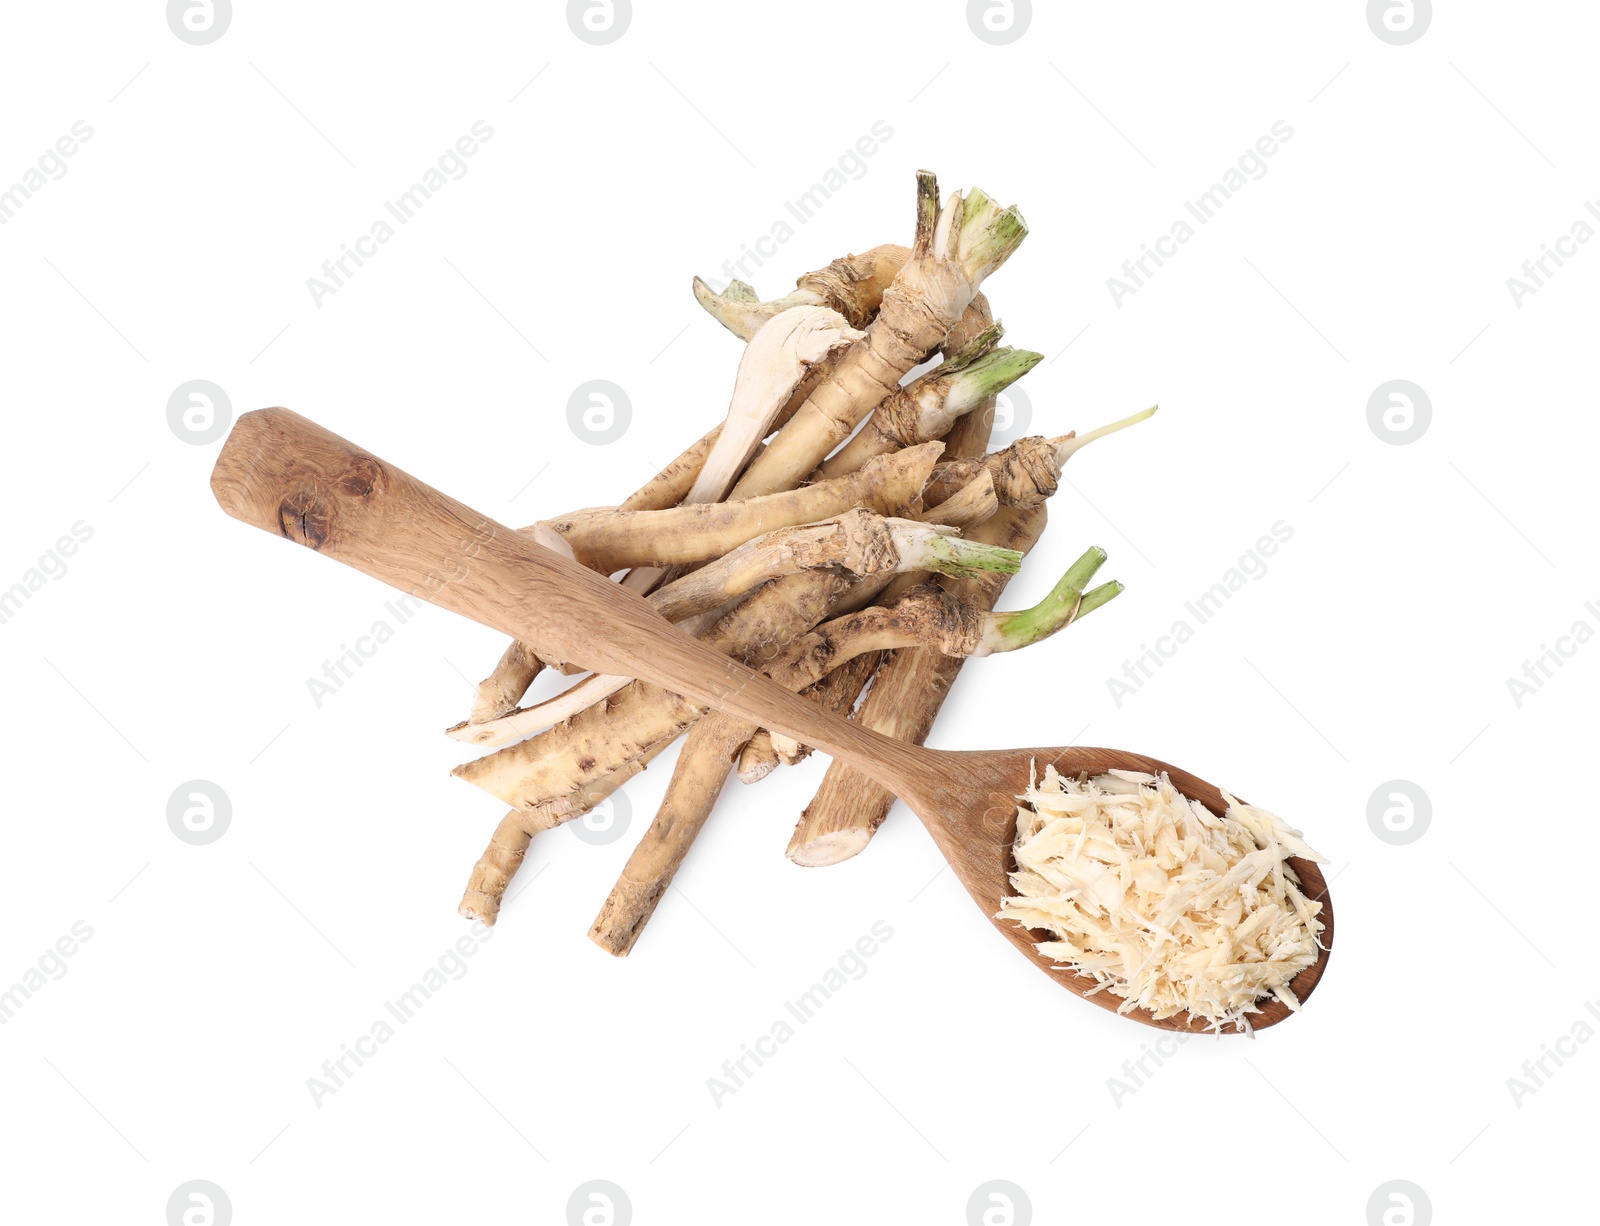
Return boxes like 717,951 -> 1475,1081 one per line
901,744 -> 1333,1032
211,408 -> 1333,1033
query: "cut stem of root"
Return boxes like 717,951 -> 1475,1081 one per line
975,547 -> 1119,654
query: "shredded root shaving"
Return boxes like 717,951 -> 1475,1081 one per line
998,766 -> 1325,1032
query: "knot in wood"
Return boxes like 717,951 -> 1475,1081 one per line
277,488 -> 332,549
275,456 -> 385,549
334,454 -> 385,499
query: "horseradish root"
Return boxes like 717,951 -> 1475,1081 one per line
815,330 -> 1042,480
998,768 -> 1326,1032
922,409 -> 1159,511
589,710 -> 750,956
532,443 -> 942,572
470,639 -> 548,724
434,169 -> 1159,975
458,742 -> 668,925
765,547 -> 1119,688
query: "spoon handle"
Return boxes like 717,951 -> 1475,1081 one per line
210,409 -> 932,790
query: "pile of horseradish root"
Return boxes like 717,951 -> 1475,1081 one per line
443,169 -> 1319,1030
1001,766 -> 1326,1031
449,170 -> 1147,952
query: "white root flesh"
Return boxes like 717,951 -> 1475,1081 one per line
621,305 -> 860,596
687,305 -> 863,505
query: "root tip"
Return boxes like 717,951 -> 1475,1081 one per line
786,828 -> 873,867
458,894 -> 501,926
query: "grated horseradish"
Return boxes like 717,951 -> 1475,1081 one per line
998,766 -> 1326,1032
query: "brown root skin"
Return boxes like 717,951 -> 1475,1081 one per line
533,442 -> 942,572
649,509 -> 956,623
454,678 -> 700,811
459,807 -> 550,925
941,289 -> 995,358
918,411 -> 1159,516
917,468 -> 996,530
988,434 -> 1064,508
858,305 -> 1004,632
923,457 -> 985,507
589,712 -> 749,956
788,502 -> 1047,866
614,363 -> 867,515
452,565 -> 864,809
600,360 -> 838,600
459,744 -> 667,924
622,426 -> 721,512
766,585 -> 982,690
813,325 -> 1020,481
470,639 -> 545,724
923,435 -> 1062,510
796,244 -> 913,329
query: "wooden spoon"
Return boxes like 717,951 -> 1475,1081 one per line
210,409 -> 1333,1032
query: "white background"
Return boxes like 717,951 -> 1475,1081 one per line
1,2 -> 1594,1223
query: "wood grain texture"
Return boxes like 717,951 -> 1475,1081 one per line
211,408 -> 1332,1031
